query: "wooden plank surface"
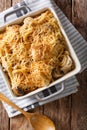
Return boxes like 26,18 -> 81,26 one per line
72,0 -> 87,40
0,0 -> 11,12
0,102 -> 10,130
54,0 -> 72,20
0,0 -> 87,130
71,1 -> 87,130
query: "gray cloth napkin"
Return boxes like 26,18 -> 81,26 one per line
0,0 -> 87,117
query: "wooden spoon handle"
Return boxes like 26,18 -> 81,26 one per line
0,92 -> 29,118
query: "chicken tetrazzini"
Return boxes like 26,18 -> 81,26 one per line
0,10 -> 74,96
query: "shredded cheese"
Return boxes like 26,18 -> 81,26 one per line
0,10 -> 74,96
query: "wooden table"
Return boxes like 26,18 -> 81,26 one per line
0,0 -> 87,130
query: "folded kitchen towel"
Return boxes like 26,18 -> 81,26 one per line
0,0 -> 87,117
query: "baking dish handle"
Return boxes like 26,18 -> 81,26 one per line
4,6 -> 31,22
35,83 -> 64,101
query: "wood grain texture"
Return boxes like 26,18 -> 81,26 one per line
10,115 -> 30,130
0,0 -> 11,12
71,73 -> 87,130
72,0 -> 87,40
0,102 -> 10,130
54,0 -> 72,21
71,1 -> 87,130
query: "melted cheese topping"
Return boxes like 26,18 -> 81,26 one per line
0,10 -> 74,96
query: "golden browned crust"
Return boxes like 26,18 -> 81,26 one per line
0,10 -> 74,96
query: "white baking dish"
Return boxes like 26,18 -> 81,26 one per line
0,7 -> 81,100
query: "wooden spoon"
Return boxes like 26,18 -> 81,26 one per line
0,93 -> 56,130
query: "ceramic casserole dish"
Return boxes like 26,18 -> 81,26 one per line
0,6 -> 81,100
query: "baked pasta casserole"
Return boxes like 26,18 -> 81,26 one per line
0,10 -> 74,96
